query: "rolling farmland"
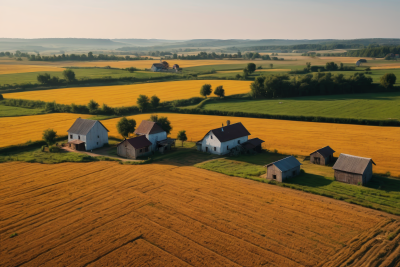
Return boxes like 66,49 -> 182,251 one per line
3,80 -> 252,106
0,64 -> 65,75
1,161 -> 400,266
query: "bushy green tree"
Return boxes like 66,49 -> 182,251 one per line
117,117 -> 136,138
177,130 -> 187,146
101,103 -> 113,114
200,84 -> 212,98
246,63 -> 256,74
0,94 -> 3,100
37,73 -> 51,84
42,129 -> 57,146
380,73 -> 397,89
137,95 -> 150,112
150,95 -> 160,109
87,100 -> 99,114
214,86 -> 225,98
63,69 -> 76,82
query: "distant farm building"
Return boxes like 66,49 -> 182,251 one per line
117,135 -> 152,159
196,121 -> 252,155
150,61 -> 181,72
172,64 -> 180,70
67,118 -> 109,151
265,156 -> 302,182
151,63 -> 166,72
134,120 -> 175,153
310,146 -> 335,165
356,60 -> 361,67
332,154 -> 376,185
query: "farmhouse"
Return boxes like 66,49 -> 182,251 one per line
151,63 -> 166,72
196,121 -> 251,155
332,153 -> 376,185
134,120 -> 175,153
310,146 -> 335,165
265,156 -> 302,182
117,135 -> 152,159
67,118 -> 109,151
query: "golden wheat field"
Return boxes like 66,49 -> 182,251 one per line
0,64 -> 65,75
3,80 -> 252,107
1,161 -> 400,266
0,113 -> 90,147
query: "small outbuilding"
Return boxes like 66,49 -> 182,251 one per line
265,156 -> 302,182
241,138 -> 265,153
332,153 -> 376,185
310,146 -> 335,165
117,135 -> 152,159
67,118 -> 109,151
135,120 -> 168,151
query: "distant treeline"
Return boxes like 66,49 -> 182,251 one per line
228,43 -> 364,52
346,45 -> 400,58
27,52 -> 145,61
175,51 -> 283,60
250,72 -> 396,99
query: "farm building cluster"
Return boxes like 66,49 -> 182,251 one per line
66,118 -> 376,186
150,60 -> 180,72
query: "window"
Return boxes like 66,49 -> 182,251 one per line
210,135 -> 213,139
97,142 -> 98,145
140,149 -> 143,153
70,135 -> 72,139
214,147 -> 216,151
78,135 -> 80,140
97,135 -> 99,138
273,175 -> 277,180
238,140 -> 241,144
227,146 -> 229,150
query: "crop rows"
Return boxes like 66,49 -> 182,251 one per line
0,64 -> 65,75
1,161 -> 399,266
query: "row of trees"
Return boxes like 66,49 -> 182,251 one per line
200,84 -> 225,98
250,72 -> 397,99
37,69 -> 76,85
29,52 -> 142,61
346,45 -> 400,58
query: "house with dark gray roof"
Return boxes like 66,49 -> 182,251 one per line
151,63 -> 166,72
117,135 -> 152,159
67,118 -> 109,151
196,120 -> 251,155
310,146 -> 335,165
332,154 -> 376,185
265,156 -> 302,182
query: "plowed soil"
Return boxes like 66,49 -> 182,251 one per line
1,162 -> 399,266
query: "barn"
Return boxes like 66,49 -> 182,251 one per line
117,135 -> 152,159
265,156 -> 302,182
241,138 -> 265,153
310,146 -> 335,165
332,154 -> 376,185
67,118 -> 109,151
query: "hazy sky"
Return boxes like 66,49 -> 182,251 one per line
1,0 -> 399,39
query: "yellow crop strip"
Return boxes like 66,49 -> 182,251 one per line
3,80 -> 252,107
0,65 -> 65,74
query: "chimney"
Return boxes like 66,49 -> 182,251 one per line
227,120 -> 230,126
221,123 -> 224,132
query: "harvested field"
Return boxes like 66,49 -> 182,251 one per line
0,64 -> 65,74
3,80 -> 252,107
1,161 -> 400,266
0,113 -> 90,147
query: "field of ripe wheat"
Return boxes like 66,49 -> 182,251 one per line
1,161 -> 399,266
3,80 -> 252,106
0,113 -> 90,147
0,64 -> 65,75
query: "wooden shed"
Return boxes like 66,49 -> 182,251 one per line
241,138 -> 265,153
265,156 -> 302,182
117,135 -> 152,159
67,139 -> 86,151
332,154 -> 376,185
310,146 -> 335,165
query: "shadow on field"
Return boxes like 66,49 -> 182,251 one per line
366,176 -> 400,193
285,173 -> 334,188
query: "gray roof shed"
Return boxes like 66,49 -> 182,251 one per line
332,153 -> 376,174
310,146 -> 335,158
67,118 -> 109,135
265,156 -> 302,172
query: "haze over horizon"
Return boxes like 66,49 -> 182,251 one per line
1,0 -> 399,40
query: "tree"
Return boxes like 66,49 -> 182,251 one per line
246,63 -> 256,74
126,67 -> 136,73
42,129 -> 57,146
88,52 -> 94,59
63,69 -> 76,82
306,62 -> 311,71
250,76 -> 266,99
150,95 -> 160,109
150,115 -> 172,135
243,68 -> 249,78
214,86 -> 225,98
162,61 -> 169,69
177,130 -> 187,146
101,103 -> 113,114
137,95 -> 150,112
0,94 -> 3,100
116,117 -> 136,138
380,73 -> 397,89
87,99 -> 99,114
37,73 -> 51,84
200,84 -> 212,98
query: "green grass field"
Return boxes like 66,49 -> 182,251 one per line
196,152 -> 400,216
0,105 -> 45,117
196,92 -> 400,120
0,68 -> 177,85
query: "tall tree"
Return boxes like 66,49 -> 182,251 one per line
87,99 -> 99,114
200,84 -> 212,98
177,130 -> 187,146
150,115 -> 172,135
214,85 -> 225,98
42,129 -> 57,146
63,69 -> 76,82
246,63 -> 256,74
116,117 -> 136,138
37,73 -> 51,84
380,73 -> 397,89
150,95 -> 160,109
137,95 -> 150,112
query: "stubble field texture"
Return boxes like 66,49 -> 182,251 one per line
0,64 -> 65,74
1,113 -> 399,176
1,161 -> 400,266
2,80 -> 252,106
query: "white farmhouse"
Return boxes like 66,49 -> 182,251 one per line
67,118 -> 109,151
197,121 -> 251,155
134,120 -> 167,151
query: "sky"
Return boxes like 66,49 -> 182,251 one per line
1,0 -> 399,39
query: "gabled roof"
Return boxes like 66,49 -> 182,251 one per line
67,118 -> 109,135
152,63 -> 165,68
310,146 -> 335,158
119,135 -> 152,149
202,122 -> 250,143
241,138 -> 264,150
332,153 -> 376,175
265,156 -> 302,172
134,120 -> 165,135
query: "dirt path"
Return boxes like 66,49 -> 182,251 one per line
61,146 -> 141,162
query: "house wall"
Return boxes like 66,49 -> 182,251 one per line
117,141 -> 152,159
146,132 -> 167,151
310,152 -> 333,165
267,165 -> 300,182
85,122 -> 109,150
68,133 -> 85,143
362,161 -> 373,184
200,131 -> 248,155
334,170 -> 363,185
